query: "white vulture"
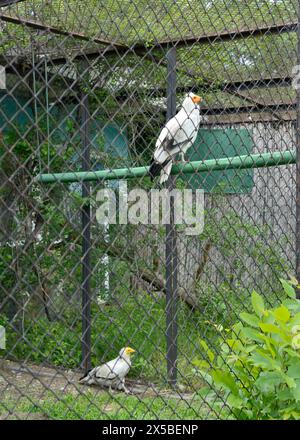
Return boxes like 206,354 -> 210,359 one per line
79,347 -> 135,393
149,92 -> 202,184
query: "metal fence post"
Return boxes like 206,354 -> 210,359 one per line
297,1 -> 300,298
165,46 -> 178,385
81,84 -> 92,371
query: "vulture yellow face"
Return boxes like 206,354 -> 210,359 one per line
191,94 -> 202,104
125,347 -> 136,356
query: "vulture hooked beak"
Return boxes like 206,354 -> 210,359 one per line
192,95 -> 202,104
125,347 -> 136,355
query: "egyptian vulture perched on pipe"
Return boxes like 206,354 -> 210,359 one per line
79,347 -> 135,393
149,92 -> 202,184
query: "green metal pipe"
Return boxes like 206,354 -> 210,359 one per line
36,150 -> 296,184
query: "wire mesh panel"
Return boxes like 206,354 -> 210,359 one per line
0,0 -> 300,420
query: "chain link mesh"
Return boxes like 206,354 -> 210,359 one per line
0,0 -> 299,420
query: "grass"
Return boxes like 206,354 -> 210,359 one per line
0,289 -> 230,420
2,291 -> 219,389
0,390 -> 213,420
2,282 -> 283,389
0,282 -> 291,420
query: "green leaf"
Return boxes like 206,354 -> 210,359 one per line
292,380 -> 300,401
287,363 -> 300,379
225,338 -> 244,353
272,305 -> 290,323
220,342 -> 230,354
227,393 -> 244,409
211,370 -> 239,396
282,348 -> 300,359
251,291 -> 265,317
259,323 -> 287,340
250,351 -> 280,370
198,386 -> 214,399
240,312 -> 260,328
199,339 -> 215,362
277,388 -> 293,401
284,375 -> 296,389
280,279 -> 296,299
290,312 -> 300,327
192,359 -> 210,370
244,344 -> 258,354
231,322 -> 244,338
198,370 -> 213,386
282,410 -> 300,420
256,371 -> 283,393
241,327 -> 265,342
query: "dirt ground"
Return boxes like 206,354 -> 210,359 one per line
0,359 -> 96,419
0,359 -> 193,420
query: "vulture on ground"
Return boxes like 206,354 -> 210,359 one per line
79,347 -> 135,393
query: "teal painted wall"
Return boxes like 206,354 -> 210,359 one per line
0,91 -> 33,130
1,92 -> 254,194
0,92 -> 129,167
182,128 -> 254,193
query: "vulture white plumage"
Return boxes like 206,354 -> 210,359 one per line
149,92 -> 202,184
79,347 -> 135,393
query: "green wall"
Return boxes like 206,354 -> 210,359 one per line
182,128 -> 254,193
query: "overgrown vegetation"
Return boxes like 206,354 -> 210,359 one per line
0,293 -> 211,388
195,279 -> 300,420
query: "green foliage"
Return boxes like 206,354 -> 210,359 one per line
1,292 -> 203,386
0,247 -> 14,291
194,280 -> 300,420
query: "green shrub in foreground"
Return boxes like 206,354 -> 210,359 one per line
195,279 -> 300,420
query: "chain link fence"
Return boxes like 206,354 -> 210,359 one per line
0,0 -> 300,420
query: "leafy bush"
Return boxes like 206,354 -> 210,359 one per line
195,279 -> 300,420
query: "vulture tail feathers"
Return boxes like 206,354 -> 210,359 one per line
149,159 -> 171,181
79,369 -> 92,383
149,161 -> 162,180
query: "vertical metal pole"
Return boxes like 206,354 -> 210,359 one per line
165,46 -> 178,385
81,87 -> 92,371
297,1 -> 300,299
